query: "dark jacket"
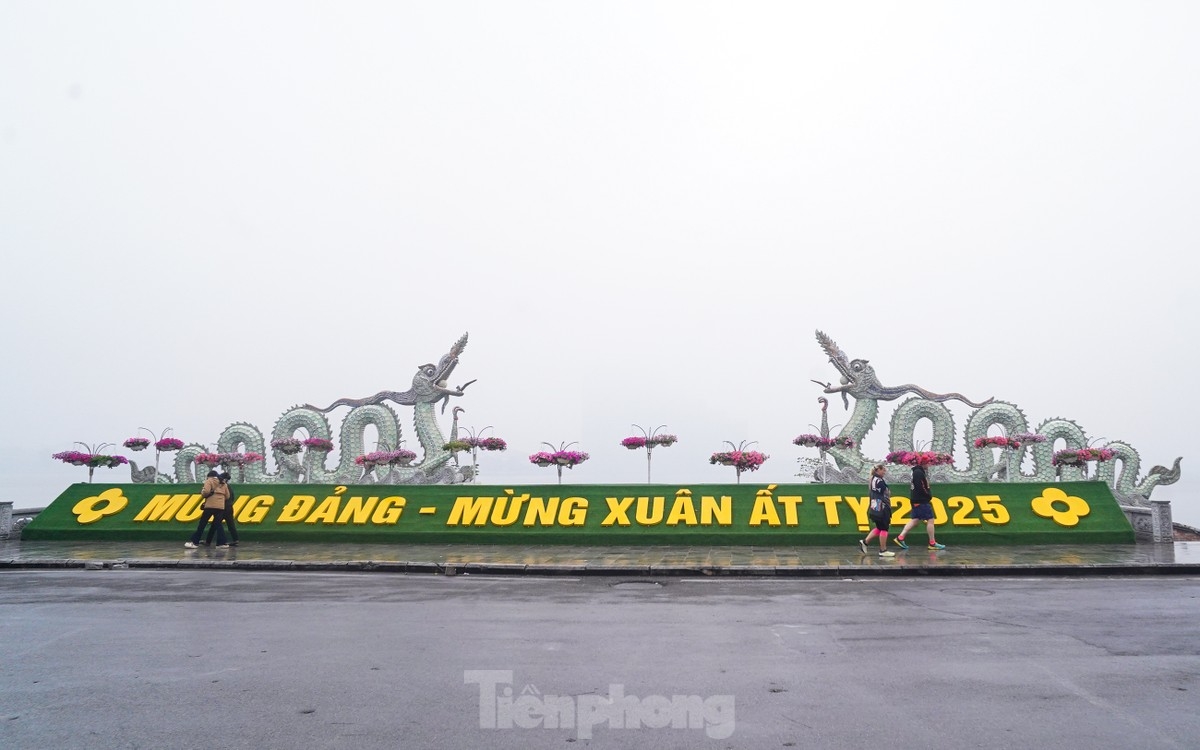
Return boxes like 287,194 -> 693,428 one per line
910,465 -> 932,504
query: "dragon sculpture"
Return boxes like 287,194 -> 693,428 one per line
812,330 -> 1182,506
136,334 -> 477,485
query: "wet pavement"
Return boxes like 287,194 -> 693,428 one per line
3,538 -> 1199,576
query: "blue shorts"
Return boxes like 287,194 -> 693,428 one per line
910,502 -> 934,520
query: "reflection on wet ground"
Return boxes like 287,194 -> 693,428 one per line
3,539 -> 1199,574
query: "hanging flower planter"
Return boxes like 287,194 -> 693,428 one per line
123,437 -> 150,452
885,450 -> 955,467
271,437 -> 304,455
52,449 -> 128,482
793,434 -> 857,450
356,451 -> 390,466
554,450 -> 589,466
1053,447 -> 1114,466
303,438 -> 335,452
621,425 -> 678,483
155,437 -> 185,452
709,441 -> 768,484
529,451 -> 555,467
389,449 -> 417,466
466,436 -> 504,452
530,443 -> 588,483
1010,433 -> 1047,445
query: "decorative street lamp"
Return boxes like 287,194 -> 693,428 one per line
530,441 -> 589,484
620,423 -> 677,484
52,441 -> 128,483
451,425 -> 507,484
125,426 -> 184,476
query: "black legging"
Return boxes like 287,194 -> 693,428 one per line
190,508 -> 227,546
204,504 -> 239,545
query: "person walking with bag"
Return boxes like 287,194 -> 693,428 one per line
204,471 -> 239,547
894,462 -> 946,550
859,464 -> 896,557
185,469 -> 230,549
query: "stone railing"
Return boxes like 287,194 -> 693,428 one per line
1122,500 -> 1173,542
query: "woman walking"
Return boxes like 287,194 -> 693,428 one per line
859,464 -> 896,557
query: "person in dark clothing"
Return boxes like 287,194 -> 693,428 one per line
859,464 -> 895,557
894,462 -> 946,550
204,471 -> 239,546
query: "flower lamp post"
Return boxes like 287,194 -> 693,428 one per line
621,424 -> 678,483
452,426 -> 507,483
125,427 -> 184,476
530,441 -> 589,484
792,434 -> 857,483
52,442 -> 129,483
709,440 -> 768,484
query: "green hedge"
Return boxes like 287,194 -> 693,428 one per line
22,480 -> 1133,545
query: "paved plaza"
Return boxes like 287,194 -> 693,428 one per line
2,567 -> 1198,749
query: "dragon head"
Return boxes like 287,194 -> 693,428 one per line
814,330 -> 993,408
815,330 -> 883,403
412,333 -> 468,401
413,333 -> 477,412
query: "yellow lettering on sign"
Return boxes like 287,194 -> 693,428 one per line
976,495 -> 1010,525
491,491 -> 527,527
371,497 -> 405,524
448,496 -> 492,526
777,495 -> 803,526
523,497 -> 559,526
749,486 -> 781,526
179,495 -> 206,522
332,496 -> 378,525
816,495 -> 842,526
601,497 -> 634,526
278,495 -> 316,523
240,495 -> 274,523
946,496 -> 981,526
134,493 -> 193,522
666,490 -> 697,526
306,495 -> 344,524
72,488 -> 129,524
844,496 -> 870,529
700,495 -> 732,526
635,497 -> 664,526
559,497 -> 587,526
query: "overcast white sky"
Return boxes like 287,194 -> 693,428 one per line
2,2 -> 1197,525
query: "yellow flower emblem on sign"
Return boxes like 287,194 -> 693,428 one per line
1031,487 -> 1090,527
72,487 -> 129,524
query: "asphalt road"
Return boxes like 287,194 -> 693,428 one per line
2,571 -> 1198,749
